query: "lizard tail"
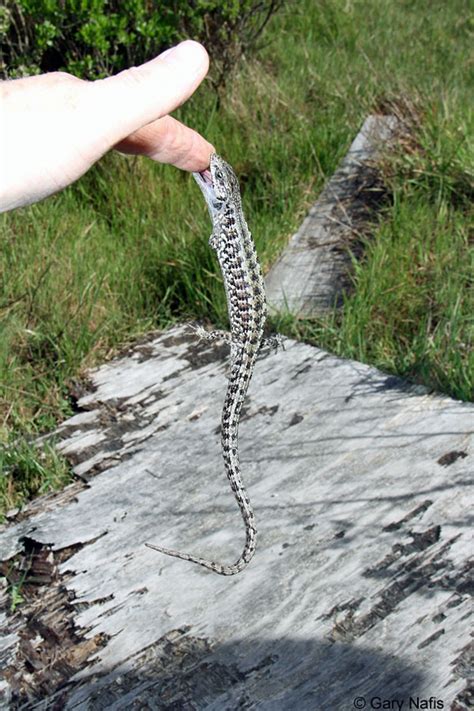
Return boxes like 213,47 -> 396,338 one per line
146,371 -> 257,576
145,450 -> 257,576
145,519 -> 256,577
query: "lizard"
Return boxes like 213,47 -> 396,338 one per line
146,153 -> 280,575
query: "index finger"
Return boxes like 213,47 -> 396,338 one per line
115,114 -> 214,172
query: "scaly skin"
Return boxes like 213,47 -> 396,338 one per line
146,154 -> 278,575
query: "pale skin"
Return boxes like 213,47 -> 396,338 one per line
0,40 -> 215,213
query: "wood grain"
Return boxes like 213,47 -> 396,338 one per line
0,324 -> 472,709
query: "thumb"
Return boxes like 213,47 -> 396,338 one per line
91,41 -> 210,149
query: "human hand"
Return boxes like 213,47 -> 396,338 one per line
0,40 -> 214,212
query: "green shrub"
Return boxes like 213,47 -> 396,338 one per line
0,0 -> 284,88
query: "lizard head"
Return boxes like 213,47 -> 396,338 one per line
193,153 -> 242,221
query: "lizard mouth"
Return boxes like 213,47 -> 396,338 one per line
193,168 -> 218,214
193,169 -> 214,191
200,169 -> 213,186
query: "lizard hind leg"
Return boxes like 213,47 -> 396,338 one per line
260,334 -> 285,353
191,323 -> 233,345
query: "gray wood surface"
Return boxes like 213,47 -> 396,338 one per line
265,114 -> 400,316
0,324 -> 472,709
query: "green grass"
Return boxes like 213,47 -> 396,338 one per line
1,0 -> 473,515
272,197 -> 473,399
0,438 -> 71,520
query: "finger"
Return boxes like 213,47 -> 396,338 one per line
92,41 -> 210,151
115,115 -> 214,171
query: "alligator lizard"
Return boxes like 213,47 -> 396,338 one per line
146,153 -> 279,575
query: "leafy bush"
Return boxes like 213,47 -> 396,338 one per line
177,1 -> 284,90
0,0 -> 283,88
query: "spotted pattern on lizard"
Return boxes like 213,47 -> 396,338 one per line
146,154 -> 280,575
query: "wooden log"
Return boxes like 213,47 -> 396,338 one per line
0,324 -> 472,709
265,114 -> 401,316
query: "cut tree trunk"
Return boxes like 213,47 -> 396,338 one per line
0,325 -> 472,710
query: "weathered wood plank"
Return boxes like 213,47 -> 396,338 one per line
0,324 -> 472,709
265,114 -> 400,316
